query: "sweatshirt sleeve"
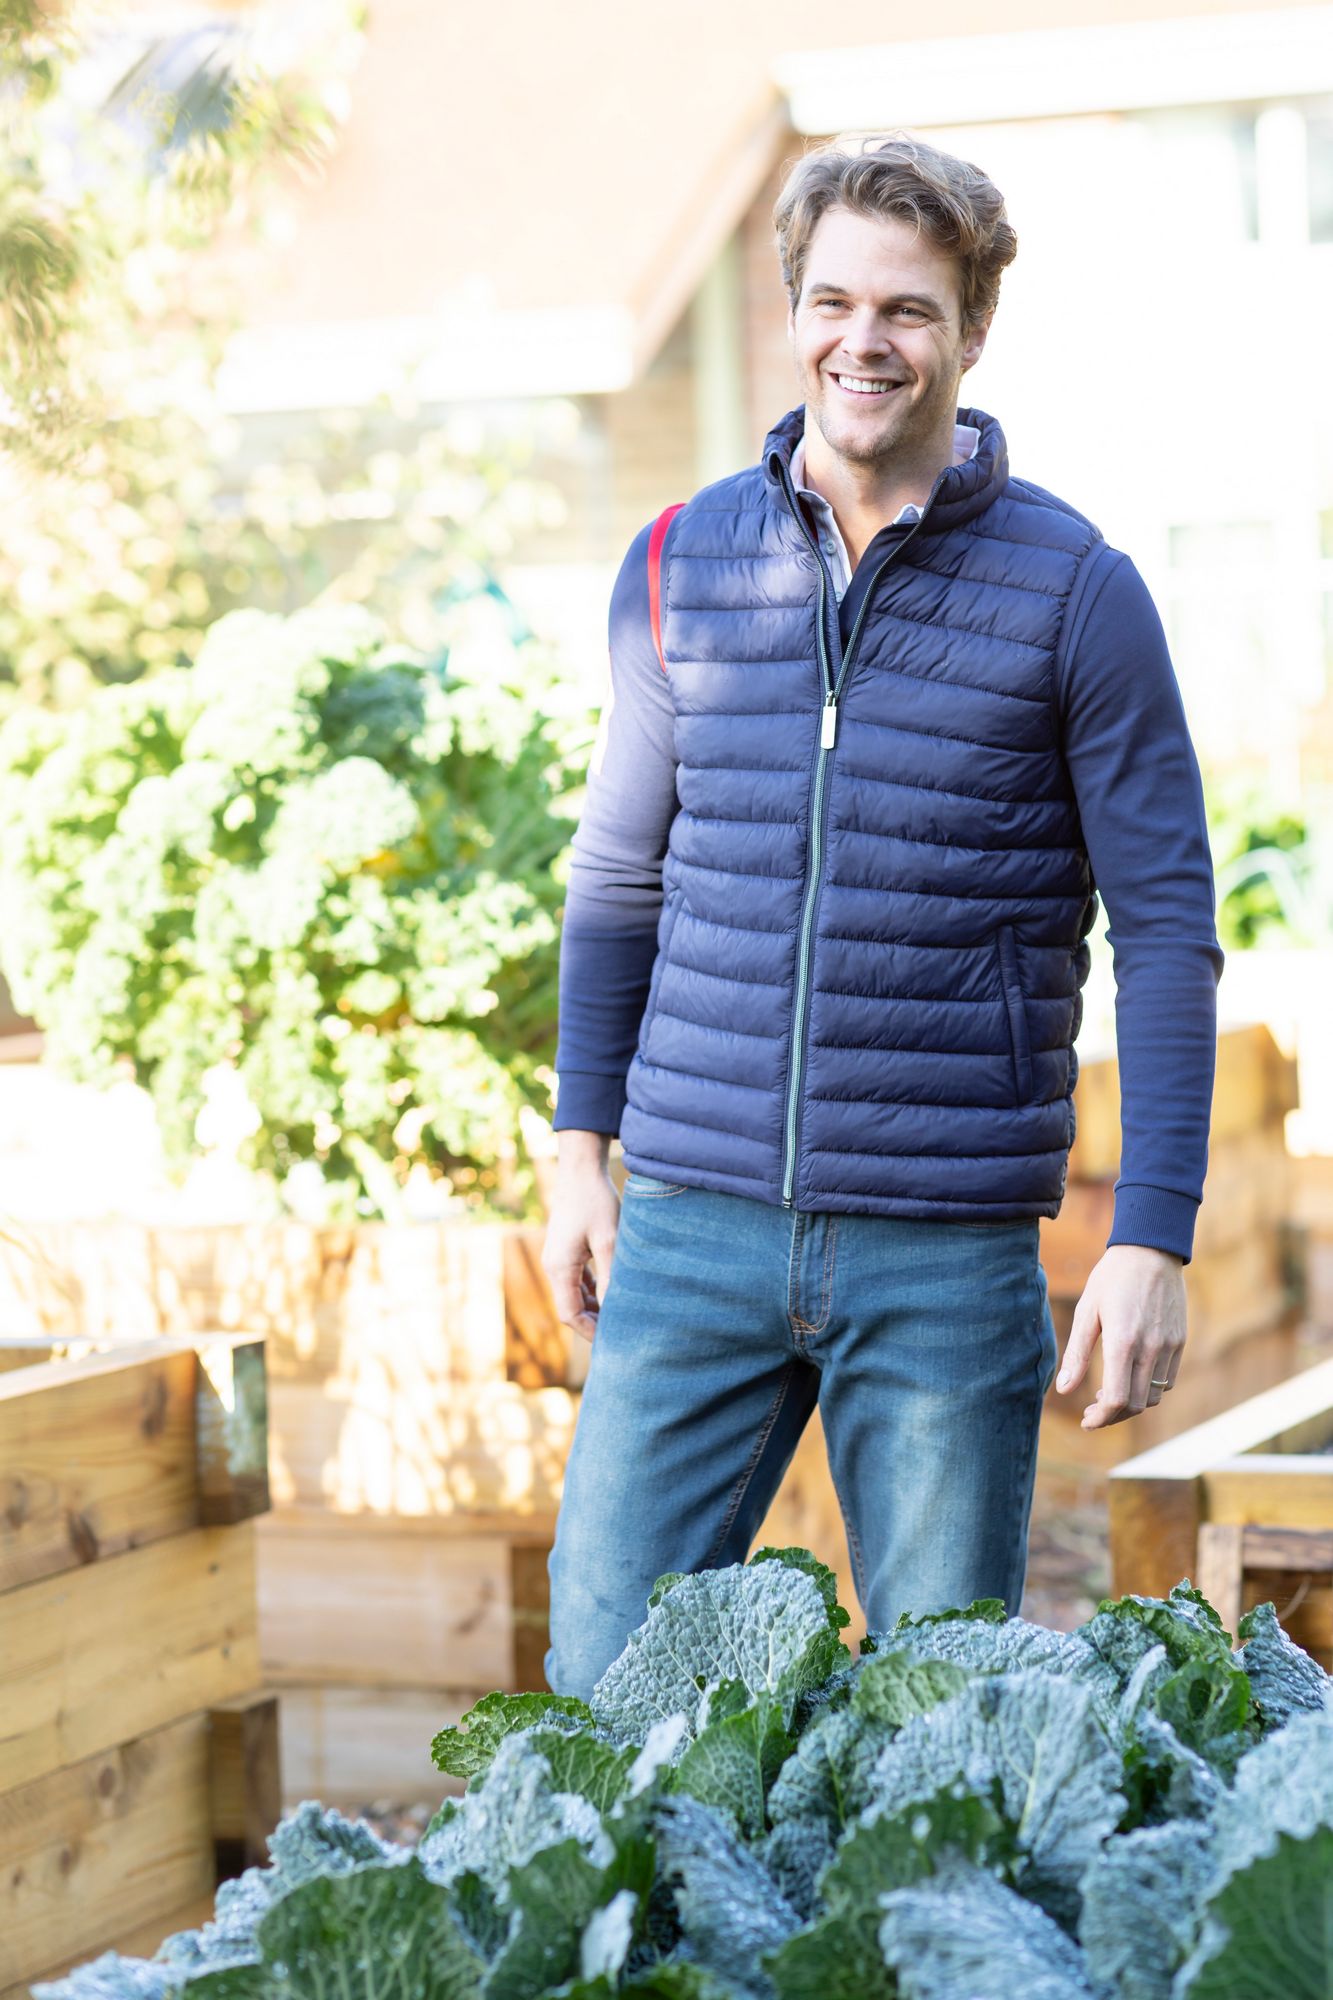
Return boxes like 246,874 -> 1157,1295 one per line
1055,542 -> 1226,1265
551,518 -> 681,1135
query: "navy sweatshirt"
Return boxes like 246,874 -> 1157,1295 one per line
553,510 -> 1225,1265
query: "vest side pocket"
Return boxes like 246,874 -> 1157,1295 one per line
995,922 -> 1034,1105
640,884 -> 684,1062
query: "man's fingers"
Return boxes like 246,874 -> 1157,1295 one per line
1056,1300 -> 1099,1394
590,1234 -> 618,1304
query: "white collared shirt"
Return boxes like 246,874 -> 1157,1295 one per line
789,422 -> 981,602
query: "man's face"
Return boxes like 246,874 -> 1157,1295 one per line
787,205 -> 991,470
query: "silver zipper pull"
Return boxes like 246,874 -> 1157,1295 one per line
820,695 -> 838,750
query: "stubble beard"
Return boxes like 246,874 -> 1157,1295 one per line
808,361 -> 962,475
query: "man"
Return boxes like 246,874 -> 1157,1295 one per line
541,132 -> 1224,1700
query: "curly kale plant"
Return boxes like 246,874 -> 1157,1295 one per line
0,601 -> 580,1217
33,1549 -> 1333,2000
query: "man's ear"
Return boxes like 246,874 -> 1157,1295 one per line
960,310 -> 994,375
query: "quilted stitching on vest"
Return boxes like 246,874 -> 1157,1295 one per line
618,405 -> 1103,1220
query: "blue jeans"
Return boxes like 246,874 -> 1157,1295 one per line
544,1174 -> 1060,1701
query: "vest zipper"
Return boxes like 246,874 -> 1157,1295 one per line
773,452 -> 951,1209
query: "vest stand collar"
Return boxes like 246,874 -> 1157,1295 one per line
761,403 -> 1009,537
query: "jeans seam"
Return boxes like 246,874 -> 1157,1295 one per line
811,1215 -> 838,1339
702,1359 -> 797,1568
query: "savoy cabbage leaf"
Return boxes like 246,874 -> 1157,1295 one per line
431,1692 -> 599,1783
863,1669 -> 1125,1928
670,1682 -> 795,1839
1171,1709 -> 1333,1996
1235,1599 -> 1333,1732
653,1793 -> 801,1998
762,1784 -> 1015,2000
1077,1820 -> 1214,2000
589,1562 -> 848,1744
875,1850 -> 1099,1999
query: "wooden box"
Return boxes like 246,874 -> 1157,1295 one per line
0,1336 -> 279,1998
1109,1354 -> 1333,1666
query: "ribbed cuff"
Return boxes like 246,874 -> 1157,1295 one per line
551,1070 -> 627,1138
1106,1183 -> 1200,1265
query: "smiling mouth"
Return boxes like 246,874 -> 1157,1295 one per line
831,373 -> 906,398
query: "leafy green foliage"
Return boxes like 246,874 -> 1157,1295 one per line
0,602 -> 581,1217
31,1555 -> 1333,2000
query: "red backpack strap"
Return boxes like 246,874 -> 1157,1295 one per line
647,502 -> 684,675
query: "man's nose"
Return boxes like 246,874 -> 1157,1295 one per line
840,312 -> 894,361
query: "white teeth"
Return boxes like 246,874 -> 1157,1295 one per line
835,375 -> 895,394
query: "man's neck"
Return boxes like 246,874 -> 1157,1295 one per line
800,418 -> 957,568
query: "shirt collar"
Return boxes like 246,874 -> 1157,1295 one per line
789,422 -> 981,518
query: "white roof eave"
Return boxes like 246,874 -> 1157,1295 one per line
774,4 -> 1333,133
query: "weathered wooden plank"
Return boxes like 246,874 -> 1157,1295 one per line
1196,1522 -> 1246,1638
1240,1525 -> 1333,1568
0,1344 -> 197,1595
1,1525 -> 260,1794
209,1693 -> 282,1880
1108,1473 -> 1204,1601
0,1339 -> 268,1595
0,1714 -> 215,1991
1203,1454 -> 1333,1528
255,1512 -> 537,1691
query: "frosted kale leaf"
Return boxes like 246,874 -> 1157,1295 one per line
876,1851 -> 1099,1999
765,1706 -> 898,1835
1076,1582 -> 1235,1684
754,1818 -> 836,1924
671,1682 -> 795,1839
31,1964 -> 182,2000
1077,1821 -> 1214,2000
1173,1710 -> 1333,1996
431,1691 -> 598,1782
1113,1646 -> 1225,1825
1235,1600 -> 1333,1732
590,1563 -> 848,1743
744,1548 -> 852,1635
418,1731 -> 611,1898
848,1646 -> 972,1728
878,1610 -> 1123,1734
863,1670 -> 1125,1928
653,1794 -> 801,1998
1175,1829 -> 1333,1999
762,1786 -> 1014,2000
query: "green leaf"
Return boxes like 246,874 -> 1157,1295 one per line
431,1692 -> 597,1781
591,1562 -> 849,1744
862,1670 -> 1125,1929
1078,1821 -> 1214,2000
763,1788 -> 1013,2000
746,1547 -> 851,1632
1236,1600 -> 1333,1732
875,1851 -> 1099,1999
849,1648 -> 972,1729
766,1706 -> 897,1836
672,1684 -> 795,1839
1178,1828 -> 1333,1998
198,1858 -> 486,1998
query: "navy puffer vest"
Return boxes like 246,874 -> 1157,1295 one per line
617,404 -> 1103,1220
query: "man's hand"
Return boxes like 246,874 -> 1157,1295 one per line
1055,1242 -> 1187,1429
541,1134 -> 622,1344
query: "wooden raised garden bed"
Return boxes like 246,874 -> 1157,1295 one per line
1109,1352 -> 1333,1666
0,1335 -> 279,1998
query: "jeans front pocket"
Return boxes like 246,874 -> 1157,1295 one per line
623,1171 -> 690,1197
994,922 -> 1034,1105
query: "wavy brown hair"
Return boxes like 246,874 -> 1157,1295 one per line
774,131 -> 1018,329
